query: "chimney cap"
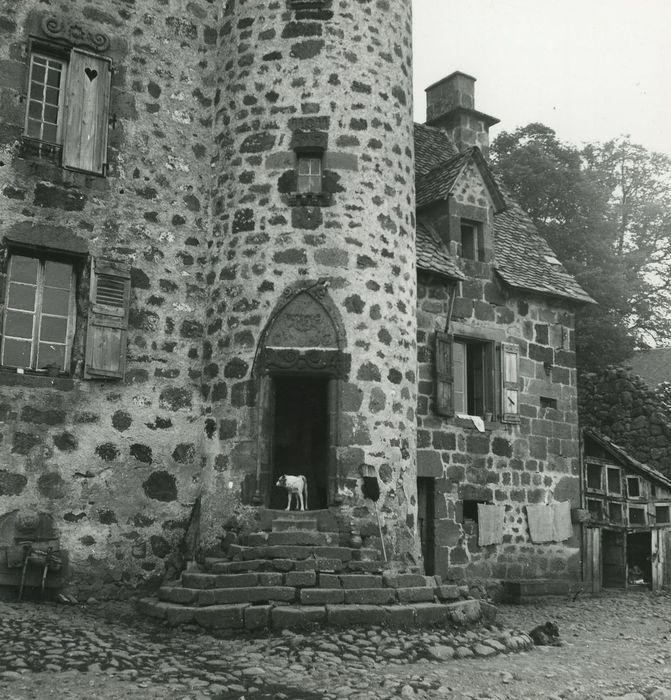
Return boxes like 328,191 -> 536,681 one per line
424,70 -> 477,93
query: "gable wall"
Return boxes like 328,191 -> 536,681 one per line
417,265 -> 581,583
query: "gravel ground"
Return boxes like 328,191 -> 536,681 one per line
0,589 -> 670,699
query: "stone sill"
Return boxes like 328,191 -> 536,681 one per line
451,416 -> 516,431
0,368 -> 74,391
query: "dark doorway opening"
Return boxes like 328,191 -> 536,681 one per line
627,531 -> 651,588
602,529 -> 626,588
270,375 -> 329,510
417,477 -> 435,576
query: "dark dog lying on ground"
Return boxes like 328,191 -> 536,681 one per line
528,621 -> 562,646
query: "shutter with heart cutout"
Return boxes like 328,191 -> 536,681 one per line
62,48 -> 111,174
84,259 -> 130,380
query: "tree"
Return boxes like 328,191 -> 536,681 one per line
491,124 -> 671,372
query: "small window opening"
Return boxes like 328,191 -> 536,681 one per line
462,499 -> 488,523
608,502 -> 623,523
297,155 -> 322,193
628,506 -> 646,526
607,467 -> 621,495
651,484 -> 657,498
587,463 -> 603,491
460,221 -> 484,261
587,498 -> 603,520
540,396 -> 557,411
627,477 -> 641,498
655,505 -> 670,524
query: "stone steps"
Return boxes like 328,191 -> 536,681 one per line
136,510 -> 493,632
136,597 -> 488,632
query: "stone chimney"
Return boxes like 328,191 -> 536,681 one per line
425,71 -> 499,158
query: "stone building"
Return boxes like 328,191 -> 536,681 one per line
0,0 -> 591,599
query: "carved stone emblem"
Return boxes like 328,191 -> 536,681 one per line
266,293 -> 338,349
41,15 -> 111,53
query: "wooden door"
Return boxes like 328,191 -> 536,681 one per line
651,529 -> 665,592
664,529 -> 671,590
602,529 -> 626,588
583,527 -> 601,594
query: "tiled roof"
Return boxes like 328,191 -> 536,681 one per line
628,348 -> 671,388
416,151 -> 471,209
492,185 -> 595,304
583,428 -> 671,490
414,123 -> 458,174
416,220 -> 464,280
413,123 -> 594,305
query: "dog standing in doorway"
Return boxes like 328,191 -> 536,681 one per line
276,474 -> 308,511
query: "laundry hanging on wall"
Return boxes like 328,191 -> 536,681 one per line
477,503 -> 505,546
526,501 -> 573,543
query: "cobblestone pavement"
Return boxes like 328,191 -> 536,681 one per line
0,590 -> 670,699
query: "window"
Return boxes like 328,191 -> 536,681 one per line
297,155 -> 322,193
462,499 -> 487,523
460,220 -> 484,261
608,502 -> 623,523
25,53 -> 67,145
24,45 -> 111,175
434,333 -> 519,422
587,498 -> 603,520
607,467 -> 621,495
586,463 -> 604,491
626,476 -> 641,498
0,254 -> 130,379
628,506 -> 646,526
655,505 -> 670,524
1,254 -> 76,372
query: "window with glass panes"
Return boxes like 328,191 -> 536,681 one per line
297,155 -> 322,193
25,53 -> 67,145
1,255 -> 76,371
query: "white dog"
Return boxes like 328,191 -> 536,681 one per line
276,474 -> 308,511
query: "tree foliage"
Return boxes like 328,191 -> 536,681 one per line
491,123 -> 671,372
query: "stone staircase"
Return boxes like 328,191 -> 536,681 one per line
136,510 -> 491,631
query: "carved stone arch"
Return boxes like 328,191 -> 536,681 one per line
252,279 -> 349,508
253,279 -> 350,378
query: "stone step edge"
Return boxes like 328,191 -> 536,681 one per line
158,584 -> 463,607
226,544 -> 381,562
136,598 -> 498,632
203,558 -> 385,575
180,571 -> 438,590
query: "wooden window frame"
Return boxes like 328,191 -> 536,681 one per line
24,41 -> 111,175
606,466 -> 622,496
655,504 -> 670,524
627,505 -> 647,527
1,251 -> 77,373
434,333 -> 519,423
25,51 -> 68,146
608,501 -> 623,524
586,462 -> 605,493
626,476 -> 642,499
459,219 -> 485,261
297,153 -> 323,194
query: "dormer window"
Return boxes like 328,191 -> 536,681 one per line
460,220 -> 484,261
297,154 -> 322,194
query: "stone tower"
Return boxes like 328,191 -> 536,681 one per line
199,0 -> 418,560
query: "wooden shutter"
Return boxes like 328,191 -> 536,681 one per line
434,332 -> 454,416
84,259 -> 130,379
62,49 -> 111,174
501,342 -> 520,422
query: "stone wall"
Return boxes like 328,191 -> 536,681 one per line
199,0 -> 418,561
0,0 -> 218,598
417,267 -> 582,582
0,0 -> 420,596
579,367 -> 671,478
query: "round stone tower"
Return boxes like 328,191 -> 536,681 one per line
200,0 -> 418,562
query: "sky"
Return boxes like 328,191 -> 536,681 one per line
412,0 -> 671,156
